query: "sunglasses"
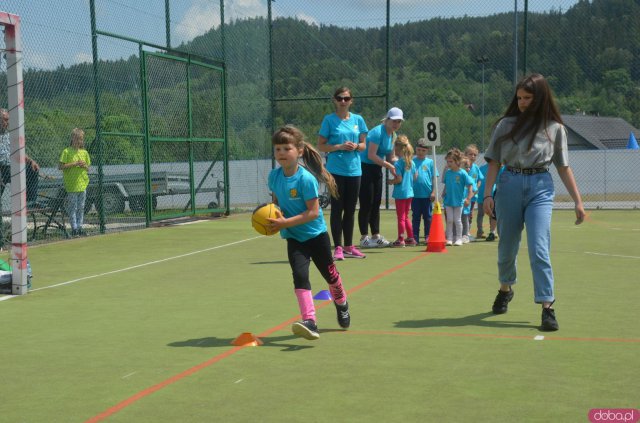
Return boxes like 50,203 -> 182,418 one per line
335,96 -> 352,102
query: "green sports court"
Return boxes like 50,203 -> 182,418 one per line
1,210 -> 638,422
1,1 -> 640,422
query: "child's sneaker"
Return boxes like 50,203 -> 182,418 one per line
476,230 -> 486,239
335,301 -> 350,329
333,246 -> 344,261
462,235 -> 470,244
446,240 -> 453,246
292,319 -> 320,340
391,239 -> 405,248
370,235 -> 390,248
453,239 -> 463,246
344,246 -> 366,259
486,232 -> 496,242
405,238 -> 418,246
359,235 -> 372,248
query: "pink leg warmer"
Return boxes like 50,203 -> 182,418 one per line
294,289 -> 316,321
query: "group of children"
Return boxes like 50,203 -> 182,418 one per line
384,141 -> 497,248
441,144 -> 498,246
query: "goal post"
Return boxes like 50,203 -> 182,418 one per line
1,11 -> 29,296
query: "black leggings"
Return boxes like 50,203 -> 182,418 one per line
358,163 -> 383,236
329,174 -> 360,247
287,232 -> 340,290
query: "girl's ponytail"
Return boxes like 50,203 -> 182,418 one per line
301,142 -> 338,199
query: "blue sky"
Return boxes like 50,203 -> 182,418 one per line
1,0 -> 578,70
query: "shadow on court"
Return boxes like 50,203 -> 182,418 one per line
168,334 -> 316,351
394,312 -> 538,330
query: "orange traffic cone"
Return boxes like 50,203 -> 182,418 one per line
426,202 -> 447,253
231,332 -> 263,347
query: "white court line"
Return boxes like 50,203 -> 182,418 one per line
0,236 -> 262,302
585,251 -> 640,260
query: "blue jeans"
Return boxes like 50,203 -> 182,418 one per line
411,197 -> 433,243
495,170 -> 555,303
66,191 -> 87,230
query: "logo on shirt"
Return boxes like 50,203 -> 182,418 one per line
353,125 -> 359,132
422,165 -> 428,171
289,188 -> 298,199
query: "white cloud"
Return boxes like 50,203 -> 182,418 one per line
74,52 -> 93,65
295,12 -> 318,26
225,0 -> 267,20
174,0 -> 221,44
24,52 -> 60,71
174,0 -> 267,44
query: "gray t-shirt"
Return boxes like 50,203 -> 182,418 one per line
484,117 -> 569,169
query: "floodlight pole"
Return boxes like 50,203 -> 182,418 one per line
476,56 -> 489,152
1,11 -> 29,295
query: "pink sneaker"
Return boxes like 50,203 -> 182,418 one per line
333,246 -> 344,261
405,238 -> 418,246
391,239 -> 405,248
343,245 -> 366,259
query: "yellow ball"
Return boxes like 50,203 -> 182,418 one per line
251,203 -> 281,236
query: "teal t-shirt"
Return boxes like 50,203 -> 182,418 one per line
412,156 -> 438,198
468,163 -> 484,201
318,112 -> 368,176
392,159 -> 416,200
268,166 -> 326,242
443,168 -> 474,207
361,124 -> 393,165
462,181 -> 478,215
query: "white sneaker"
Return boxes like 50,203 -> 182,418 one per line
369,235 -> 390,248
462,235 -> 470,244
454,239 -> 463,246
446,240 -> 453,246
360,236 -> 372,248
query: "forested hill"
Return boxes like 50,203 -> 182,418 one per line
12,0 -> 640,163
22,0 -> 640,99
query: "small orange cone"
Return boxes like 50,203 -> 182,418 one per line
231,332 -> 263,347
426,202 -> 447,253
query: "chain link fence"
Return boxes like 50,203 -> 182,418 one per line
0,0 -> 638,246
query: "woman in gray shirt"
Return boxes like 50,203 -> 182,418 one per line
482,73 -> 585,331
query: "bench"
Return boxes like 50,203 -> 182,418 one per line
1,186 -> 68,245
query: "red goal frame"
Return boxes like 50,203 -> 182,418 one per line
1,11 -> 29,296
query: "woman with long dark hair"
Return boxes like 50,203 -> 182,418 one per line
483,73 -> 585,331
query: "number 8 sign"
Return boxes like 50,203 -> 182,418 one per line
423,117 -> 441,147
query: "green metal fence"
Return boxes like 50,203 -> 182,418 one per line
0,0 -> 638,246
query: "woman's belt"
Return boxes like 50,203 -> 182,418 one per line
505,166 -> 549,175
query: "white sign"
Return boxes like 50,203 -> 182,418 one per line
422,117 -> 441,147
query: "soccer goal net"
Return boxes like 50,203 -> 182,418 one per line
1,11 -> 29,296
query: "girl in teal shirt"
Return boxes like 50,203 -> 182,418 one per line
268,125 -> 351,341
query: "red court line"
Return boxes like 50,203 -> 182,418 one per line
341,330 -> 640,343
85,346 -> 244,423
85,251 -> 431,422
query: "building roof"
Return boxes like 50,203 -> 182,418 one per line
562,115 -> 640,150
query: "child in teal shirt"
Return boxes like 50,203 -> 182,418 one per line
387,135 -> 417,247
